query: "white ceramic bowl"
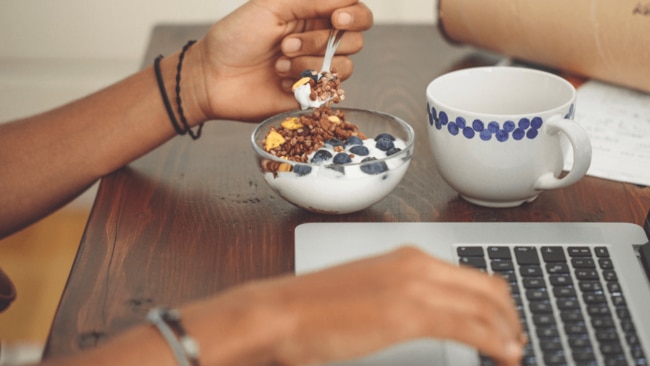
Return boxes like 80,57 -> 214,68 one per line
251,108 -> 414,214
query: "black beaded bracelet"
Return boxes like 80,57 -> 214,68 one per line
175,40 -> 203,140
154,40 -> 203,140
154,55 -> 186,136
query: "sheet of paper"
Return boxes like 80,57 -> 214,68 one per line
564,80 -> 650,186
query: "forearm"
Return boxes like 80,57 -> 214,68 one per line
0,49 -> 206,238
40,282 -> 291,366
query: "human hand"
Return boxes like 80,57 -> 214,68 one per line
186,0 -> 373,123
193,246 -> 524,366
263,246 -> 525,366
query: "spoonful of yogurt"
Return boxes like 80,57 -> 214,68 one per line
292,29 -> 346,110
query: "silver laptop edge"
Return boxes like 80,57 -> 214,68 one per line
295,222 -> 650,366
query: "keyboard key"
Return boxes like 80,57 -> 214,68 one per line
522,356 -> 538,365
458,256 -> 487,269
596,331 -> 620,343
541,246 -> 567,262
557,298 -> 581,310
530,302 -> 553,314
515,246 -> 540,264
549,274 -> 573,286
533,313 -> 556,326
575,269 -> 599,280
546,262 -> 569,274
490,260 -> 514,271
631,345 -> 647,360
607,281 -> 622,295
540,341 -> 563,351
543,351 -> 566,364
527,289 -> 550,301
599,341 -> 623,355
569,335 -> 593,348
520,265 -> 543,277
580,281 -> 603,292
611,295 -> 626,307
565,323 -> 588,334
572,258 -> 596,268
592,316 -> 615,329
457,246 -> 484,257
616,307 -> 630,319
494,271 -> 517,283
603,270 -> 618,282
487,246 -> 511,259
583,293 -> 607,304
595,246 -> 610,258
571,349 -> 597,363
603,357 -> 628,366
523,277 -> 545,288
554,286 -> 576,298
568,247 -> 592,257
561,311 -> 584,323
599,258 -> 614,269
620,319 -> 635,333
588,304 -> 612,317
537,325 -> 559,338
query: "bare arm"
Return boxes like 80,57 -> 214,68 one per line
41,247 -> 524,366
1,1 -> 525,365
0,0 -> 372,238
0,55 -> 182,237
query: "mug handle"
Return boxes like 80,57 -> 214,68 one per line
534,117 -> 592,190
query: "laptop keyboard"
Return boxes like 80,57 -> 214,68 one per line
456,245 -> 647,366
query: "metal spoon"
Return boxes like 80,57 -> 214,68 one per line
320,28 -> 345,74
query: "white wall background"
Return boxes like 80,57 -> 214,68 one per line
0,0 -> 437,208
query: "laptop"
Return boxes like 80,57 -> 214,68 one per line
295,220 -> 650,366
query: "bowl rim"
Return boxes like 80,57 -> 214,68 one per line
250,107 -> 415,168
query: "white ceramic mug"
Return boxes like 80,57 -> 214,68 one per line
426,66 -> 592,208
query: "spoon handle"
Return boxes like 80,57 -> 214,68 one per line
320,29 -> 345,74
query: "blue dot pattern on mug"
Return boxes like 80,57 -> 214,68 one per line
426,103 -> 575,142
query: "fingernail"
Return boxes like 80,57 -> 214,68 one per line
282,38 -> 301,53
275,59 -> 291,73
337,11 -> 353,26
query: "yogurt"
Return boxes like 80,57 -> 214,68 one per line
263,136 -> 411,214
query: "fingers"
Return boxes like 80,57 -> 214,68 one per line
269,1 -> 371,90
433,284 -> 524,365
276,55 -> 353,90
331,2 -> 374,31
266,0 -> 373,31
276,30 -> 361,80
393,247 -> 524,365
281,30 -> 365,57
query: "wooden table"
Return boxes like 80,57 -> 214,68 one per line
43,24 -> 650,359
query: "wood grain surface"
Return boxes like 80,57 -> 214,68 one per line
43,24 -> 650,359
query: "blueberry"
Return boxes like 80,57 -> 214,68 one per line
375,138 -> 395,152
349,145 -> 370,156
293,164 -> 312,176
374,133 -> 395,141
311,150 -> 332,164
345,136 -> 363,147
299,69 -> 318,81
326,138 -> 345,148
360,157 -> 388,175
386,147 -> 402,156
333,152 -> 352,164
